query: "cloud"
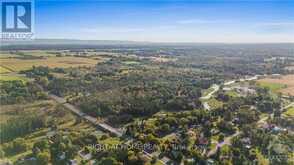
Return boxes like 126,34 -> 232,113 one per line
81,25 -> 178,34
256,22 -> 294,27
176,19 -> 231,24
255,22 -> 294,33
81,27 -> 145,33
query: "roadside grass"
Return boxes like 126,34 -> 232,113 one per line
201,87 -> 215,97
6,150 -> 32,163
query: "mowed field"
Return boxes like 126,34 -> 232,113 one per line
257,74 -> 294,96
0,56 -> 103,71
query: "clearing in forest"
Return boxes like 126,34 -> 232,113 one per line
257,74 -> 294,96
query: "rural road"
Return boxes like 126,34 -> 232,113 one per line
257,102 -> 294,133
258,102 -> 294,124
206,131 -> 241,157
48,93 -> 170,164
201,75 -> 259,110
200,84 -> 220,100
207,102 -> 293,157
204,75 -> 268,157
49,94 -> 123,137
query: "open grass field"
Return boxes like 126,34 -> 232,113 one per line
0,50 -> 62,57
257,74 -> 294,96
0,66 -> 12,73
0,56 -> 103,71
0,74 -> 29,82
20,50 -> 59,57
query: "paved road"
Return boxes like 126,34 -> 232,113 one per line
257,102 -> 294,134
207,102 -> 293,157
204,75 -> 267,157
258,102 -> 294,125
200,84 -> 220,100
48,93 -> 170,164
203,102 -> 211,111
49,94 -> 124,137
206,131 -> 241,157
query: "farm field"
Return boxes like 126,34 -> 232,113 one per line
257,74 -> 294,96
0,74 -> 29,82
0,56 -> 103,71
0,45 -> 293,164
0,66 -> 12,74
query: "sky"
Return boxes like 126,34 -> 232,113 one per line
35,0 -> 294,43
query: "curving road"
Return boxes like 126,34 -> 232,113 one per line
206,131 -> 241,157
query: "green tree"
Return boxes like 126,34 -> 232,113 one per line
36,151 -> 50,165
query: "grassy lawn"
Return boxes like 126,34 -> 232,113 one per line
283,107 -> 294,118
100,137 -> 121,145
211,135 -> 220,141
207,98 -> 223,109
209,143 -> 217,150
226,91 -> 239,97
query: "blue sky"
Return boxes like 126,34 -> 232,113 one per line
35,0 -> 294,43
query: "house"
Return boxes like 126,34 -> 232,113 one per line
69,159 -> 78,165
198,137 -> 209,145
232,117 -> 239,125
59,152 -> 66,160
241,137 -> 251,144
272,126 -> 287,133
261,123 -> 271,130
207,159 -> 214,165
211,129 -> 220,135
241,137 -> 251,149
78,150 -> 92,160
245,145 -> 251,149
234,87 -> 256,96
